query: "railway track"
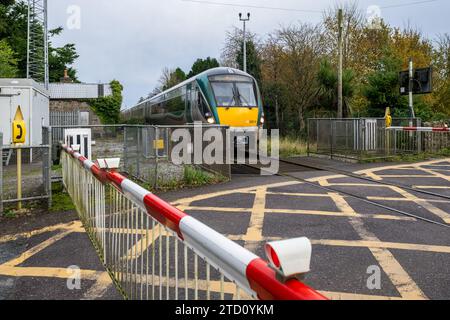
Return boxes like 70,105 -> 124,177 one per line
279,158 -> 450,201
238,157 -> 450,229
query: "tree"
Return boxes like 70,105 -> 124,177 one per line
260,35 -> 286,130
187,57 -> 219,78
88,80 -> 123,124
0,1 -> 79,80
275,24 -> 327,131
431,34 -> 450,115
317,59 -> 355,115
236,39 -> 261,82
159,67 -> 186,91
0,1 -> 28,77
363,53 -> 407,117
0,39 -> 18,77
221,27 -> 259,68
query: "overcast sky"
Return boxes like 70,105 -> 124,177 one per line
47,0 -> 450,108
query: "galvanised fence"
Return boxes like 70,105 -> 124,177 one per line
307,118 -> 424,161
0,132 -> 52,214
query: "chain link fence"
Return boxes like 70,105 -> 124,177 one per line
123,125 -> 231,189
1,132 -> 51,214
45,125 -> 231,189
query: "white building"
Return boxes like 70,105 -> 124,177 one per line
0,79 -> 49,146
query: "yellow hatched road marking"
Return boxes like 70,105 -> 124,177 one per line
414,185 -> 450,189
243,187 -> 267,245
172,180 -> 301,206
182,205 -> 416,222
367,196 -> 450,204
375,175 -> 436,178
1,229 -> 74,267
311,239 -> 450,254
0,265 -> 105,280
82,272 -> 115,300
122,227 -> 166,260
420,167 -> 450,183
0,221 -> 83,244
321,291 -> 403,300
389,186 -> 450,224
347,216 -> 427,300
355,158 -> 450,175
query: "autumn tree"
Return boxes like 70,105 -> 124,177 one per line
275,24 -> 327,131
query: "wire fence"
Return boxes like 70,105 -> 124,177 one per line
0,132 -> 52,214
46,124 -> 231,188
124,125 -> 231,188
61,145 -> 326,301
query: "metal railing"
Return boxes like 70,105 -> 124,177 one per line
386,127 -> 450,155
61,145 -> 326,300
307,118 -> 422,161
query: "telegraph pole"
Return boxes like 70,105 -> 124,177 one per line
337,8 -> 344,119
239,12 -> 250,73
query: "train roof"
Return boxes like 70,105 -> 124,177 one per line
124,67 -> 253,111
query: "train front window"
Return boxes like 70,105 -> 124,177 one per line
211,82 -> 237,107
235,82 -> 257,107
211,80 -> 257,107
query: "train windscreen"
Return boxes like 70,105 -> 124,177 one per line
210,75 -> 257,107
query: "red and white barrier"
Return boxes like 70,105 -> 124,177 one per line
62,145 -> 327,301
387,126 -> 450,132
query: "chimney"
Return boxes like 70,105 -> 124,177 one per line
60,69 -> 73,83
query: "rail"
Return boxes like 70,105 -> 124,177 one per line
61,145 -> 326,300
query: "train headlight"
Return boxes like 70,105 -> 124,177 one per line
205,113 -> 215,124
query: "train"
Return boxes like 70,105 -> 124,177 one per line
122,67 -> 265,143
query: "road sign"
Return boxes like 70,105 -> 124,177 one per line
12,106 -> 26,144
399,67 -> 433,96
153,139 -> 164,150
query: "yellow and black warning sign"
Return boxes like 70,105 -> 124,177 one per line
12,105 -> 26,144
153,139 -> 164,150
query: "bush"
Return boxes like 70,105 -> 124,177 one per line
88,80 -> 123,124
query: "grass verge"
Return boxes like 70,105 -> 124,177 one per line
272,136 -> 308,158
50,182 -> 75,212
138,166 -> 228,192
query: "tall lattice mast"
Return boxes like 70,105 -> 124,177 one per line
26,0 -> 48,89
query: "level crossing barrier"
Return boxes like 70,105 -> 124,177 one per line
61,145 -> 326,300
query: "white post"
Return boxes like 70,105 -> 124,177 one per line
409,58 -> 415,119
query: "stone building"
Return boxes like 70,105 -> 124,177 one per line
48,71 -> 112,126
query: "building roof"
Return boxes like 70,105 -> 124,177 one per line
48,83 -> 112,100
0,78 -> 49,96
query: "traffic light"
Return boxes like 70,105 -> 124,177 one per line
399,67 -> 433,95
